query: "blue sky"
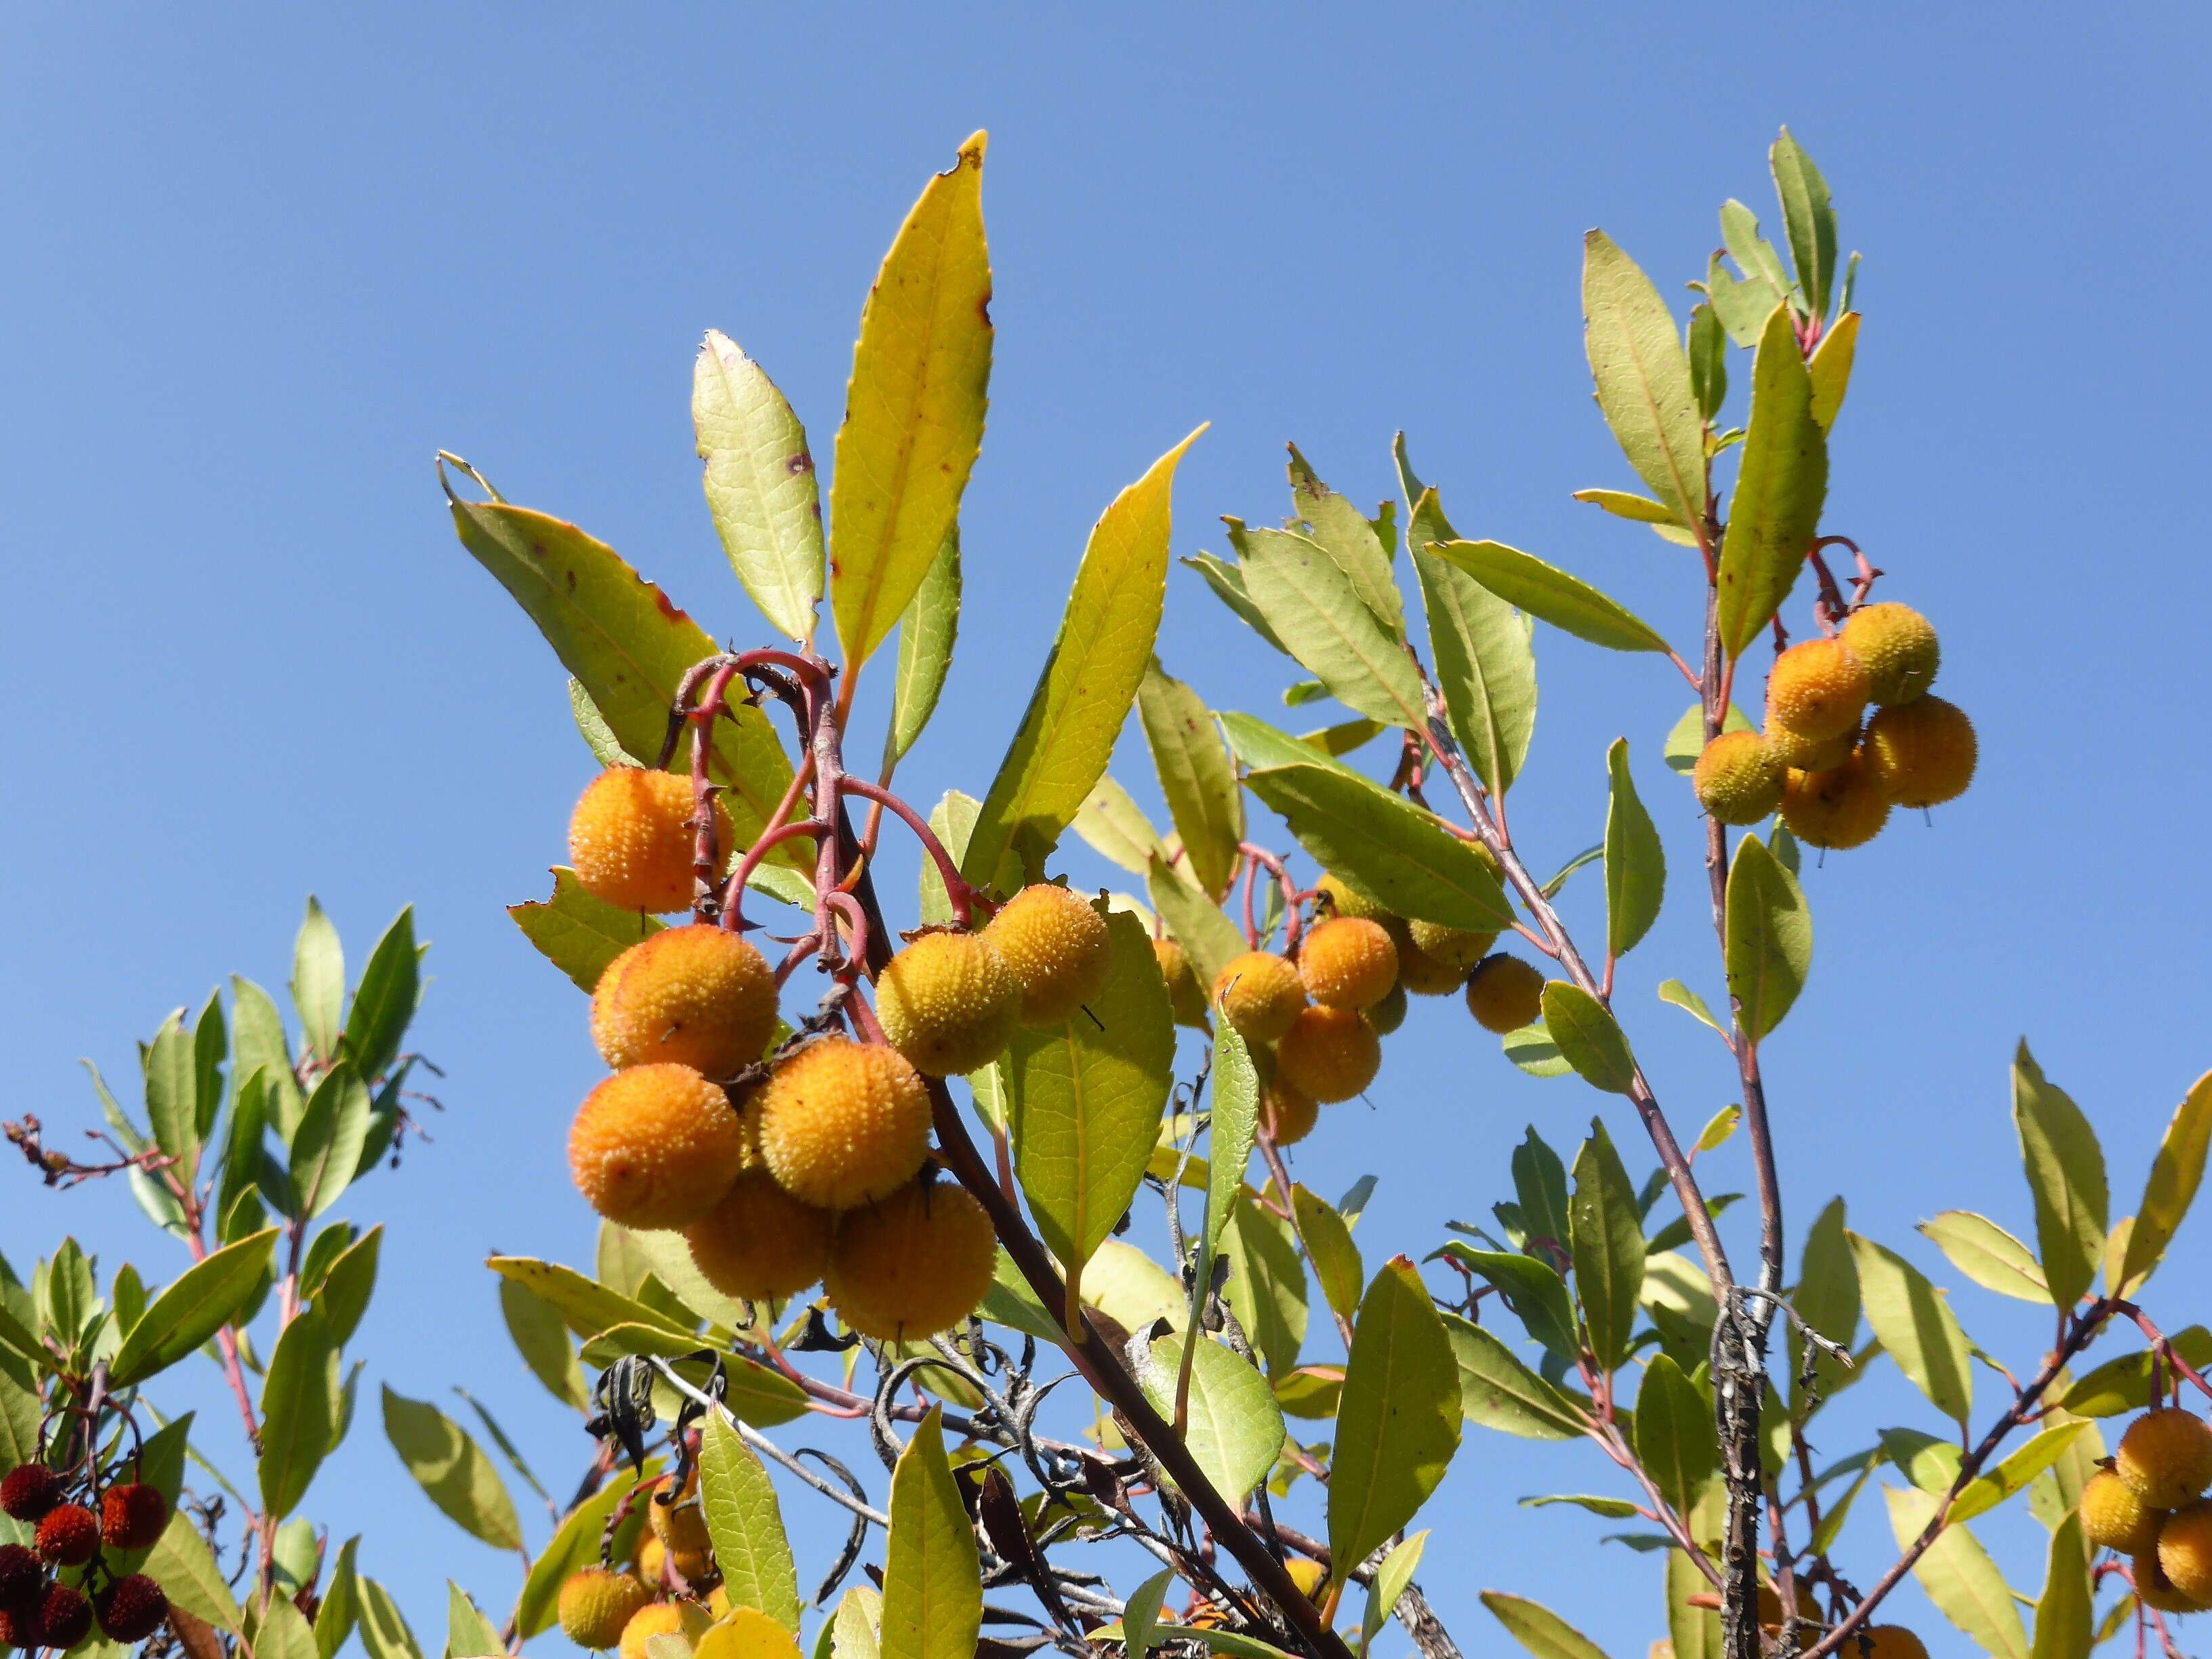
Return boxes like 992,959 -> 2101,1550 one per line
5,5 -> 2210,1655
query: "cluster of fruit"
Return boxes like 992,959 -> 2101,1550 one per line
563,769 -> 1125,1343
555,1466 -> 770,1658
1156,868 -> 1548,1142
1692,602 -> 1977,848
2080,1406 -> 2212,1616
0,1462 -> 171,1650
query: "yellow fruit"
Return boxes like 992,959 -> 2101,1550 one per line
1366,981 -> 1408,1037
1755,1581 -> 1817,1631
619,1602 -> 686,1659
1275,1006 -> 1381,1104
2118,1409 -> 2212,1509
984,884 -> 1113,1026
1212,952 -> 1308,1044
1779,754 -> 1891,850
1692,731 -> 1786,825
684,1168 -> 834,1301
1296,917 -> 1398,1011
1842,602 -> 1941,705
1767,638 -> 1870,741
558,1570 -> 656,1651
874,930 -> 1022,1078
757,1038 -> 933,1210
2082,1467 -> 2165,1556
569,1065 -> 749,1229
1259,1082 -> 1319,1147
1314,873 -> 1389,923
571,768 -> 730,915
2160,1501 -> 2212,1603
1393,927 -> 1468,996
649,1469 -> 712,1554
1856,1629 -> 1930,1658
1282,1557 -> 1327,1601
635,1536 -> 665,1584
1862,697 -> 1976,808
824,1178 -> 997,1340
1405,920 -> 1498,972
1153,938 -> 1210,1028
705,1586 -> 729,1620
1763,720 -> 1857,773
667,1545 -> 713,1587
592,924 -> 779,1079
1465,955 -> 1544,1034
2135,1550 -> 2211,1614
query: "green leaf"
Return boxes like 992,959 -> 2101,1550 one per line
1147,851 -> 1244,994
1219,710 -> 1364,777
1288,444 -> 1401,632
1181,552 -> 1288,654
1404,475 -> 1536,798
693,329 -> 823,644
1848,1233 -> 1972,1426
830,135 -> 991,670
514,1462 -> 662,1638
487,1255 -> 691,1343
447,498 -> 799,859
232,975 -> 304,1141
701,1414 -> 802,1631
142,1513 -> 243,1632
1602,740 -> 1663,958
1951,1420 -> 2093,1526
1198,1023 -> 1261,1317
109,1227 -> 278,1387
1807,312 -> 1860,432
918,791 -> 981,927
381,1385 -> 523,1551
316,1537 -> 361,1659
260,1309 -> 341,1519
1790,1198 -> 1859,1406
1244,763 -> 1513,930
1666,1532 -> 1722,1659
1706,258 -> 1782,348
1328,1257 -> 1462,1572
1071,775 -> 1168,877
1006,908 -> 1175,1304
1432,1244 -> 1575,1357
313,1223 -> 382,1347
1511,1129 -> 1572,1254
570,676 -> 640,767
883,528 -> 961,767
1291,1186 -> 1364,1333
1121,1569 -> 1175,1659
1770,128 -> 1838,323
508,868 -> 666,996
499,1276 -> 589,1410
1521,1494 -> 1639,1517
1662,700 -> 1753,775
1919,1212 -> 2049,1305
443,1584 -> 503,1659
2117,1066 -> 2212,1294
142,1008 -> 201,1189
342,908 -> 419,1082
1570,1120 -> 1645,1370
962,429 -> 1202,890
1481,1591 -> 1614,1659
1714,305 -> 1829,657
1572,489 -> 1677,525
828,1588 -> 882,1659
1542,985 -> 1636,1097
1721,200 -> 1793,300
1135,1331 -> 1284,1503
1361,1530 -> 1428,1651
1884,1486 -> 2028,1659
1582,230 -> 1706,533
2056,1327 -> 2212,1416
1222,1196 -> 1309,1378
1139,660 -> 1242,901
2011,1042 -> 2108,1313
359,1579 -> 427,1659
289,1062 -> 371,1221
293,897 -> 345,1062
1635,1353 -> 1716,1520
880,1409 -> 981,1659
1235,523 -> 1423,729
2030,1511 -> 2091,1659
1428,541 -> 1672,655
1302,717 -> 1388,756
1723,834 -> 1811,1042
1688,303 -> 1727,422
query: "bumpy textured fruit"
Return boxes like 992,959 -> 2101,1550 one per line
1259,1082 -> 1319,1147
592,925 -> 777,1079
559,1571 -> 654,1649
634,1536 -> 666,1586
1275,1006 -> 1381,1104
1296,918 -> 1398,1011
2082,1467 -> 2165,1556
0,1543 -> 40,1612
874,931 -> 1023,1078
1779,754 -> 1891,851
1465,955 -> 1544,1034
2162,1501 -> 2212,1603
1153,938 -> 1210,1028
0,1465 -> 61,1523
1842,602 -> 1941,705
1314,873 -> 1389,923
649,1470 -> 712,1554
1393,927 -> 1467,996
1767,638 -> 1870,741
1365,981 -> 1408,1037
1212,952 -> 1308,1044
756,1038 -> 933,1210
94,1574 -> 169,1644
570,768 -> 730,914
685,1168 -> 834,1301
1405,920 -> 1498,972
1856,1630 -> 1930,1658
2118,1408 -> 2212,1509
32,1583 -> 92,1651
99,1481 -> 168,1551
1763,720 -> 1857,773
619,1602 -> 687,1659
1862,696 -> 1976,808
825,1179 -> 997,1340
34,1503 -> 98,1568
985,885 -> 1113,1026
0,1606 -> 26,1649
1693,731 -> 1786,825
570,1064 -> 748,1229
2135,1550 -> 2209,1614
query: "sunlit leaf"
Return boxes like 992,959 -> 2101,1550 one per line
1919,1212 -> 2049,1305
1883,1486 -> 2027,1659
1582,231 -> 1706,532
1848,1233 -> 1971,1426
1235,523 -> 1422,729
1602,740 -> 1663,958
1329,1258 -> 1462,1573
1771,128 -> 1838,322
701,1414 -> 801,1631
1244,763 -> 1512,930
882,529 -> 961,768
381,1385 -> 523,1551
1542,985 -> 1637,1097
1482,1591 -> 1614,1659
109,1227 -> 278,1388
1139,660 -> 1242,900
1714,305 -> 1828,657
2011,1042 -> 2108,1313
1429,541 -> 1672,655
694,329 -> 823,644
880,1410 -> 981,1659
1724,834 -> 1810,1042
1135,1331 -> 1284,1504
2116,1067 -> 2212,1294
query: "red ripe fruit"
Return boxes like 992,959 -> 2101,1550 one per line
100,1483 -> 169,1551
0,1463 -> 62,1522
35,1502 -> 100,1568
0,1604 -> 28,1648
96,1574 -> 169,1643
35,1582 -> 94,1650
0,1542 -> 43,1612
